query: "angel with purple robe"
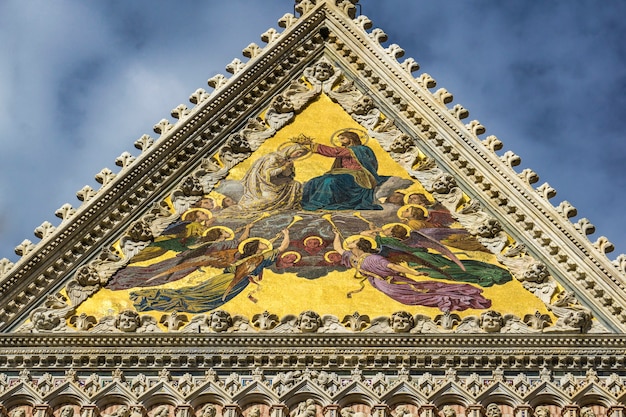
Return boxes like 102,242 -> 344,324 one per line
331,230 -> 491,312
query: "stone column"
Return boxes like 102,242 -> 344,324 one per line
372,405 -> 390,417
130,406 -> 146,417
80,406 -> 100,417
33,406 -> 51,417
561,406 -> 579,417
223,406 -> 242,417
270,405 -> 289,417
514,405 -> 533,417
323,405 -> 340,417
419,405 -> 438,417
608,406 -> 626,417
466,405 -> 484,417
175,405 -> 194,417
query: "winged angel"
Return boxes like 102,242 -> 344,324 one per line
129,227 -> 292,313
328,223 -> 491,312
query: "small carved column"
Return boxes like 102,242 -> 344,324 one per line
33,406 -> 52,417
323,405 -> 341,417
419,405 -> 438,417
175,405 -> 194,417
372,405 -> 390,417
270,405 -> 289,417
514,405 -> 533,417
0,405 -> 8,417
562,406 -> 580,417
608,406 -> 626,417
80,405 -> 100,417
466,405 -> 484,417
130,406 -> 146,417
223,406 -> 242,417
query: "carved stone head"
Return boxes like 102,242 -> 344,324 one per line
297,310 -> 322,333
477,219 -> 502,238
311,61 -> 335,82
201,405 -> 216,417
351,96 -> 375,116
209,310 -> 232,332
270,95 -> 294,114
60,407 -> 75,417
561,309 -> 592,332
522,263 -> 550,283
391,311 -> 414,333
581,408 -> 596,417
127,221 -> 154,242
429,173 -> 457,194
389,134 -> 416,154
115,310 -> 141,333
485,404 -> 501,417
479,310 -> 503,333
31,309 -> 62,331
441,406 -> 456,417
75,265 -> 101,287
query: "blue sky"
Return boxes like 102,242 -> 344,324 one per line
1,1 -> 625,264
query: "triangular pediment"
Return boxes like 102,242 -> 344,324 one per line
0,0 -> 625,341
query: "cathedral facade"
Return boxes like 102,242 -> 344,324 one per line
0,2 -> 625,417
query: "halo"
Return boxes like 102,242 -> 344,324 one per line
181,208 -> 213,221
238,237 -> 273,254
381,223 -> 412,237
397,204 -> 429,220
323,250 -> 342,263
342,234 -> 378,251
330,128 -> 369,146
202,226 -> 235,240
303,236 -> 324,246
403,191 -> 431,206
280,251 -> 302,263
277,141 -> 312,161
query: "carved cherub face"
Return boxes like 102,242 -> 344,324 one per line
298,311 -> 321,333
389,135 -> 415,153
312,62 -> 334,81
480,311 -> 503,333
391,312 -> 414,333
563,310 -> 591,329
209,311 -> 231,332
351,96 -> 374,115
33,310 -> 61,331
76,265 -> 101,286
271,96 -> 294,113
430,174 -> 456,194
477,219 -> 502,238
116,311 -> 140,332
522,263 -> 549,283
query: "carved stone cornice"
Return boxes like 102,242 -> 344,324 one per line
0,333 -> 625,371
